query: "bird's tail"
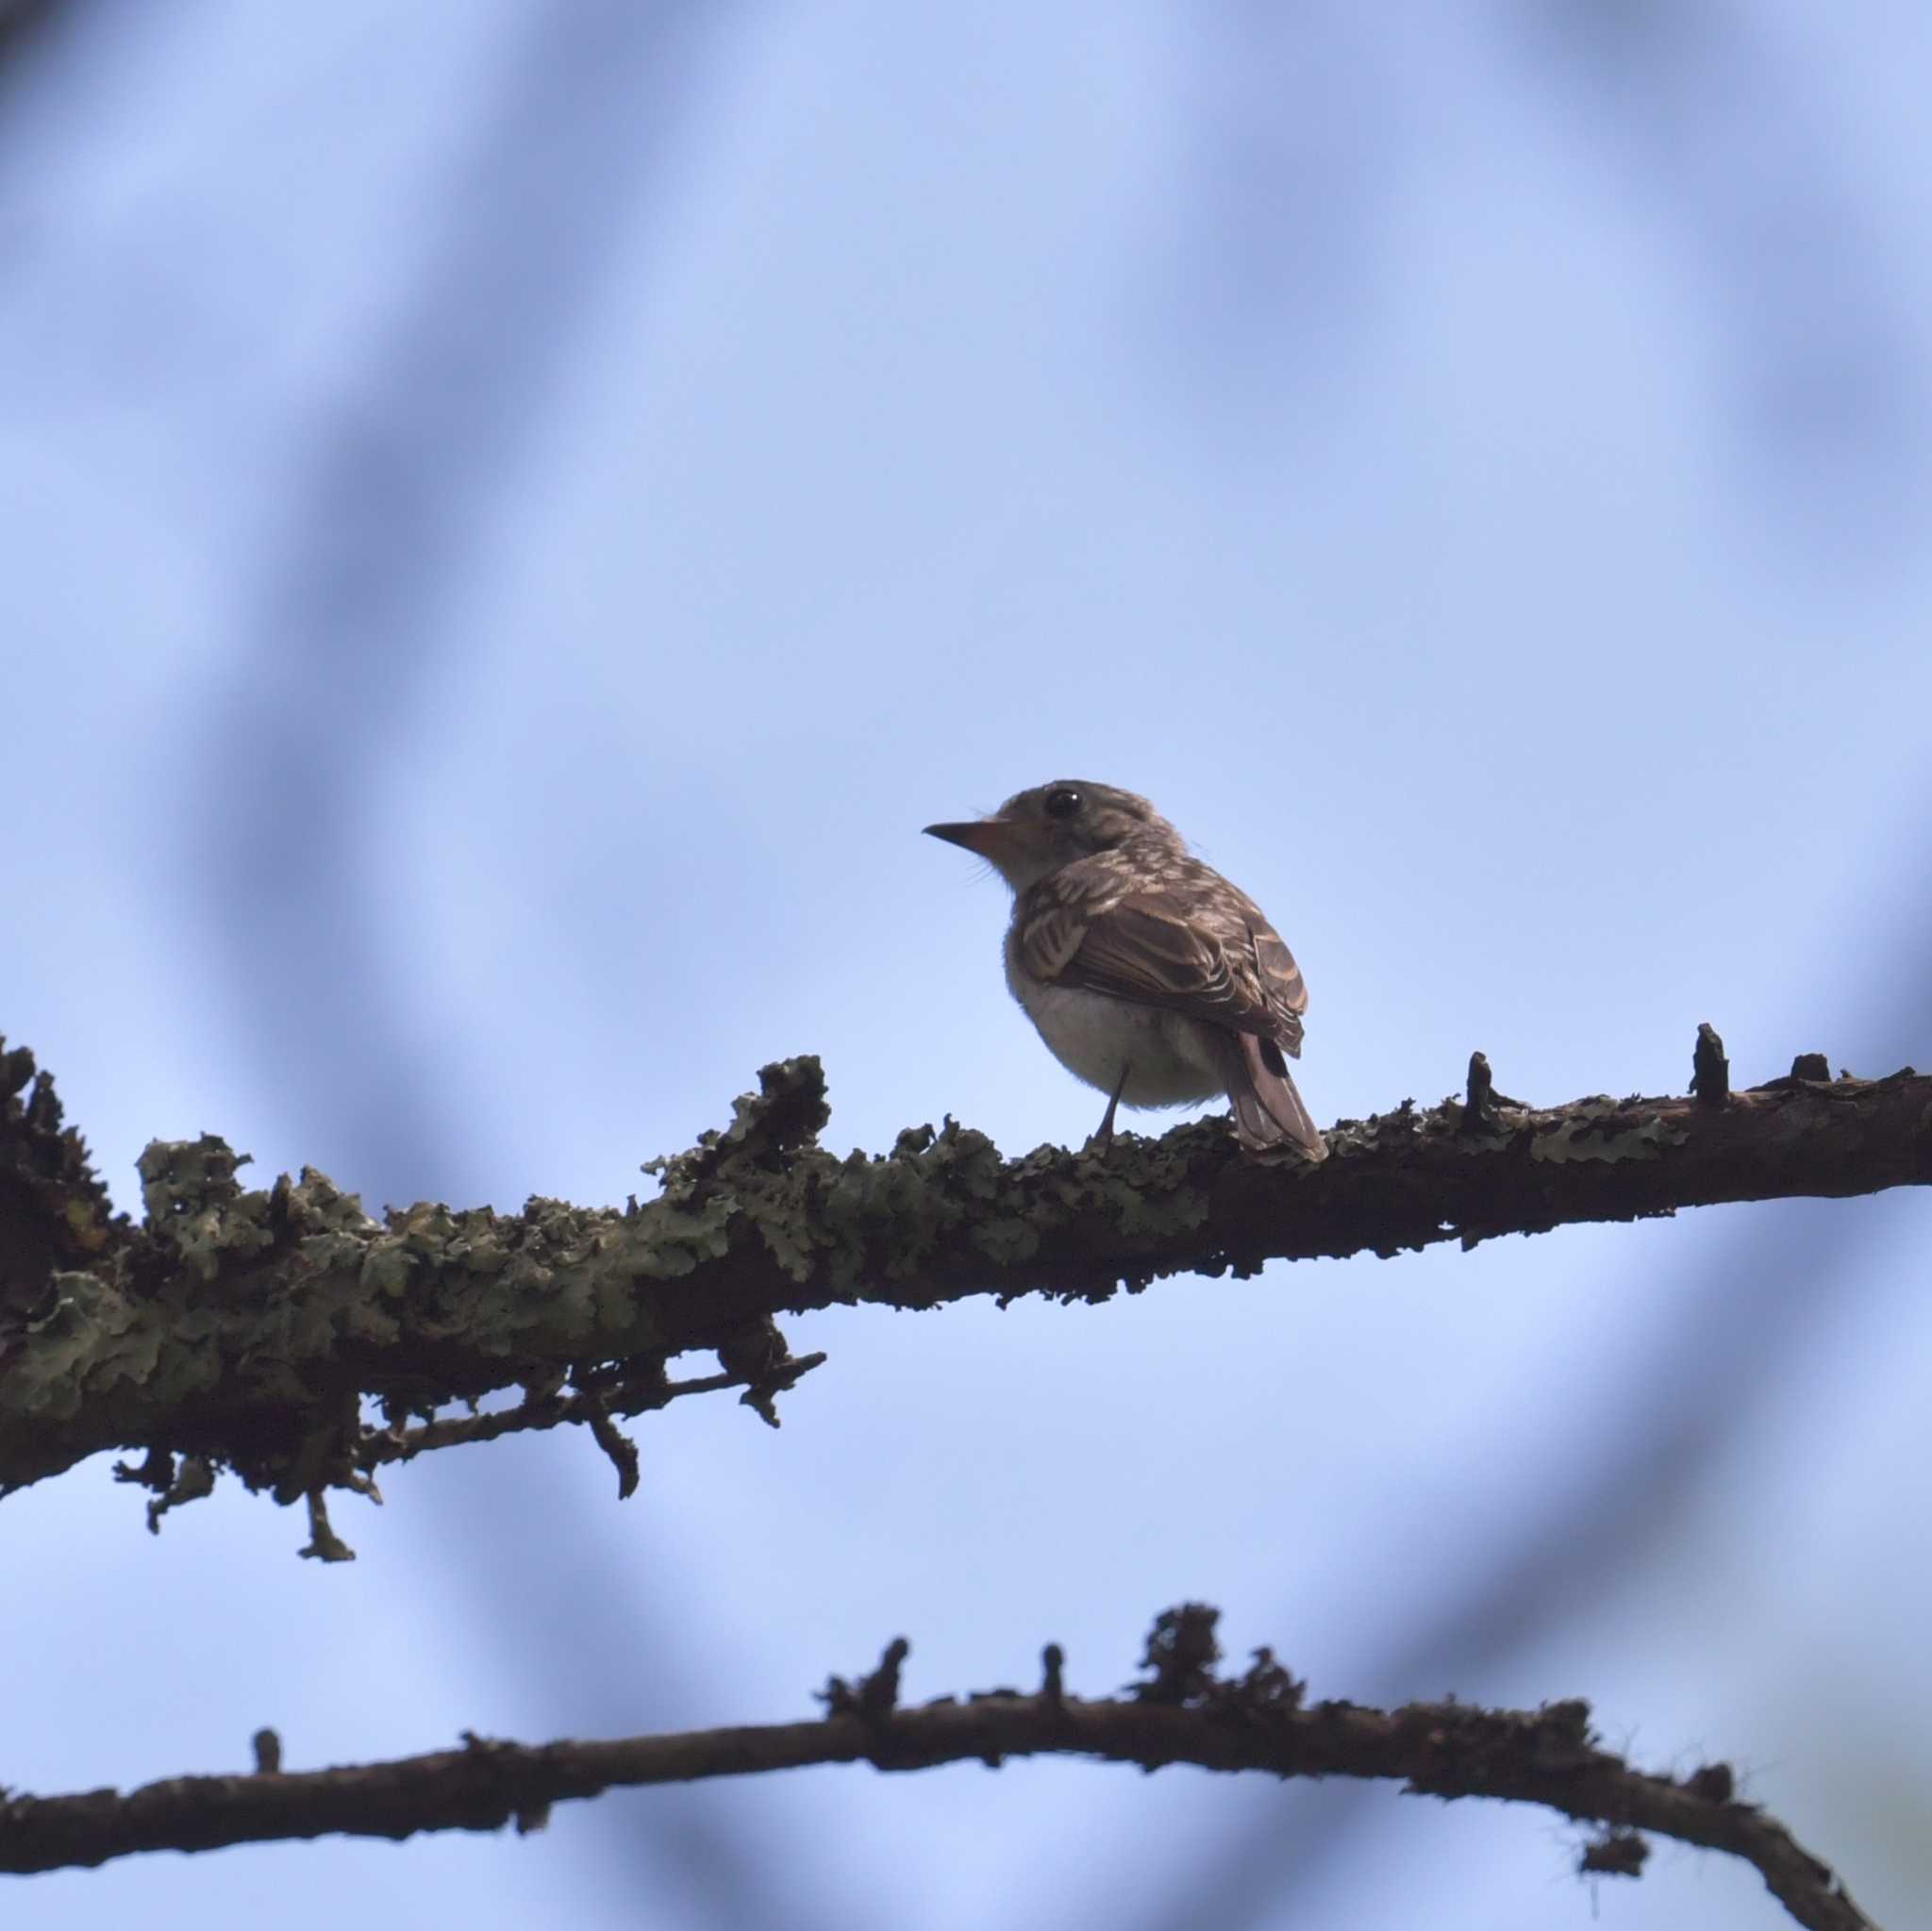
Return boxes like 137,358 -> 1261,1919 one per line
1215,1031 -> 1327,1160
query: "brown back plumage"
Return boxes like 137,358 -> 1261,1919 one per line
1017,837 -> 1324,1159
1016,844 -> 1307,1058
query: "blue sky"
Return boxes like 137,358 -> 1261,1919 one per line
5,4 -> 1931,1927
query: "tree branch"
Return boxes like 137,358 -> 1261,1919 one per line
0,1606 -> 1873,1930
3,1030 -> 1926,1531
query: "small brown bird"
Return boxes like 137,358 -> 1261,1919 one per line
924,780 -> 1326,1158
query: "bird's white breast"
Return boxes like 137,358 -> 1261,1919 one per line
1003,930 -> 1223,1108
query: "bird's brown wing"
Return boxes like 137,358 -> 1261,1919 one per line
1018,885 -> 1307,1056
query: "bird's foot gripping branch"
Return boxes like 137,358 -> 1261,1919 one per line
2,1029 -> 1928,1555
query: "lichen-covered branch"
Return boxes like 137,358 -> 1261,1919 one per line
3,1031 -> 1928,1532
0,1606 -> 1873,1930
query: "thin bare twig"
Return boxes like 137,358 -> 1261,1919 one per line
0,1607 -> 1873,1930
356,1355 -> 828,1482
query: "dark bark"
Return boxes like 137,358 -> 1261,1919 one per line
0,1610 -> 1873,1931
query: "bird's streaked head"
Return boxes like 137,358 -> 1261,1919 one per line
924,780 -> 1174,891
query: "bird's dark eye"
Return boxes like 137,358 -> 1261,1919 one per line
1043,787 -> 1081,819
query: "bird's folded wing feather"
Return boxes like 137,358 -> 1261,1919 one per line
1019,890 -> 1307,1054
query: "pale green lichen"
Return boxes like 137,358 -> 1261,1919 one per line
16,1045 -> 1858,1537
3,1271 -> 156,1422
1530,1103 -> 1687,1165
138,1137 -> 276,1283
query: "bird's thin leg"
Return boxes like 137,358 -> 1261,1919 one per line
1090,1061 -> 1132,1151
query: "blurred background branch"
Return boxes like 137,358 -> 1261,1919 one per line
0,0 -> 70,73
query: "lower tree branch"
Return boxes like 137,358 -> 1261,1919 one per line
3,1031 -> 1927,1533
0,1607 -> 1872,1931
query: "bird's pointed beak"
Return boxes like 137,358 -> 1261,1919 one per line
924,817 -> 1028,864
